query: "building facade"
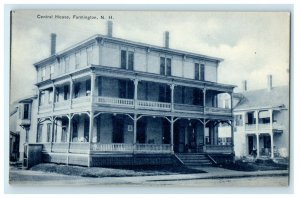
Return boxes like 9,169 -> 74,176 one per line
219,77 -> 289,159
21,22 -> 235,167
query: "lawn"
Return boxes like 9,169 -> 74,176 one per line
30,163 -> 206,178
220,159 -> 288,172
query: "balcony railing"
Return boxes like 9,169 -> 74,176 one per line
54,100 -> 70,111
205,107 -> 232,115
135,144 -> 172,153
204,145 -> 233,154
174,103 -> 204,113
137,100 -> 171,111
245,124 -> 256,131
72,96 -> 90,107
96,96 -> 134,108
259,123 -> 272,130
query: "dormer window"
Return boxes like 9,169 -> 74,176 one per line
121,50 -> 134,70
160,57 -> 171,76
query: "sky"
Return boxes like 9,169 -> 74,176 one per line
10,11 -> 290,103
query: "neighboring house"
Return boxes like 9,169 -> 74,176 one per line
9,105 -> 19,162
219,76 -> 289,159
18,21 -> 236,167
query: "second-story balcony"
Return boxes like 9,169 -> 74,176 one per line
245,123 -> 285,133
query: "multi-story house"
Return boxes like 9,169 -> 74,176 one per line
22,22 -> 235,167
219,76 -> 289,159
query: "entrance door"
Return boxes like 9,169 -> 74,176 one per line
248,136 -> 254,155
187,125 -> 197,152
112,117 -> 124,143
137,120 -> 146,143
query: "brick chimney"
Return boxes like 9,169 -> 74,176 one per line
164,31 -> 169,48
267,75 -> 273,91
242,80 -> 247,91
50,33 -> 56,56
107,21 -> 113,37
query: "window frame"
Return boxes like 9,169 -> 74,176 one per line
120,49 -> 134,70
160,56 -> 172,76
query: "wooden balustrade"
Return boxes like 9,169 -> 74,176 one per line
205,106 -> 232,115
135,144 -> 172,153
91,143 -> 133,152
54,100 -> 70,111
96,96 -> 134,107
137,100 -> 171,111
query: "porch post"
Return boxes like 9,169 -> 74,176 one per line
203,88 -> 206,113
255,110 -> 259,131
203,119 -> 206,152
170,116 -> 174,152
230,92 -> 233,113
89,111 -> 94,143
170,84 -> 175,112
256,133 -> 260,158
90,72 -> 96,103
231,120 -> 234,153
133,114 -> 137,144
134,79 -> 139,109
269,109 -> 274,158
69,77 -> 73,108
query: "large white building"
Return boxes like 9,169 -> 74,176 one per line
13,22 -> 236,167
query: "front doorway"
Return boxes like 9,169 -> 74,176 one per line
248,135 -> 254,155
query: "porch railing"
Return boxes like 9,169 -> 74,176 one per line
245,124 -> 257,131
96,96 -> 134,108
135,144 -> 172,153
259,123 -> 271,130
51,142 -> 69,153
205,107 -> 232,115
72,96 -> 90,107
91,143 -> 133,152
137,100 -> 171,111
204,145 -> 233,154
174,103 -> 204,113
69,142 -> 90,154
54,100 -> 70,111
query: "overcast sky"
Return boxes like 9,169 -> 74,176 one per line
10,11 -> 290,102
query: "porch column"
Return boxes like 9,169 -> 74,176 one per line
89,111 -> 94,143
69,77 -> 73,108
170,84 -> 175,112
269,109 -> 274,158
203,88 -> 206,113
134,79 -> 139,109
170,117 -> 174,152
255,110 -> 259,131
256,133 -> 260,158
90,72 -> 96,104
133,114 -> 137,144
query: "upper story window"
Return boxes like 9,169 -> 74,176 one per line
160,57 -> 171,76
234,115 -> 243,126
195,63 -> 205,81
23,103 -> 30,119
87,46 -> 93,65
50,64 -> 54,78
75,52 -> 81,69
41,67 -> 46,81
121,50 -> 134,70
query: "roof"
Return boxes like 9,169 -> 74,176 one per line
234,86 -> 289,111
34,34 -> 223,67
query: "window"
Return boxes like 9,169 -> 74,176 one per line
64,85 -> 69,100
49,90 -> 53,104
121,50 -> 134,70
40,92 -> 45,105
87,46 -> 93,65
194,63 -> 205,80
200,64 -> 205,80
75,52 -> 80,69
160,57 -> 172,76
234,115 -> 243,126
47,123 -> 51,142
50,64 -> 54,77
195,63 -> 199,80
118,80 -> 134,99
55,87 -> 60,102
23,104 -> 29,119
41,67 -> 46,80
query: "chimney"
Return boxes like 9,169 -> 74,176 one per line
164,31 -> 169,48
242,80 -> 247,91
50,33 -> 56,56
107,21 -> 113,37
267,75 -> 273,91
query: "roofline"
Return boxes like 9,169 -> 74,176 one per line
34,34 -> 224,67
16,95 -> 38,103
234,105 -> 288,112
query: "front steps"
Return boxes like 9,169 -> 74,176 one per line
176,153 -> 214,166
